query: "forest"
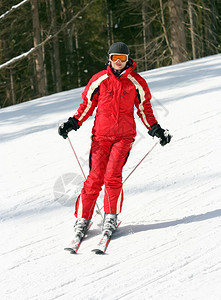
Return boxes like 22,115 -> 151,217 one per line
0,0 -> 220,108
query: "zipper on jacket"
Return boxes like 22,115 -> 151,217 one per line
122,92 -> 126,98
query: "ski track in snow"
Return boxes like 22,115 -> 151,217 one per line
1,54 -> 221,300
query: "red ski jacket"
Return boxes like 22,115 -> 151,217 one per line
74,59 -> 157,138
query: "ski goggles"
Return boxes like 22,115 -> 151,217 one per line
109,54 -> 128,63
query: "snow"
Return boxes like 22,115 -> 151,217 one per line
1,54 -> 221,300
0,46 -> 36,70
0,0 -> 30,21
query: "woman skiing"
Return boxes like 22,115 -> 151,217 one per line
58,42 -> 171,241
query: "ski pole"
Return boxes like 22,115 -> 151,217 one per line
123,140 -> 160,184
67,136 -> 103,220
67,136 -> 87,180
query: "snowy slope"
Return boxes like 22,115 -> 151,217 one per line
1,54 -> 221,300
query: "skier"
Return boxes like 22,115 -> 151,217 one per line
58,42 -> 171,240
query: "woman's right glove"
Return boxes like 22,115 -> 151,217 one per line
148,123 -> 172,146
58,117 -> 80,139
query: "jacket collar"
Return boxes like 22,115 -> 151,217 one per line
107,58 -> 136,79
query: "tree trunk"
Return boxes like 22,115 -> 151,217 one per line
10,69 -> 16,105
105,0 -> 114,47
199,1 -> 205,57
142,1 -> 148,70
49,0 -> 62,92
188,0 -> 196,59
110,9 -> 114,44
168,0 -> 187,64
160,0 -> 173,58
40,26 -> 48,95
209,0 -> 218,53
74,25 -> 81,87
31,0 -> 46,97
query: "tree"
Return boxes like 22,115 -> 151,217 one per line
31,0 -> 47,97
168,0 -> 187,64
49,0 -> 62,92
187,0 -> 196,59
105,0 -> 114,48
0,0 -> 220,108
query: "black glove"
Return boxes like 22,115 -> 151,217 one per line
58,117 -> 80,139
148,123 -> 172,146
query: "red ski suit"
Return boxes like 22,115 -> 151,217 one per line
74,60 -> 157,220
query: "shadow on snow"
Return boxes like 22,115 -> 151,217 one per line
118,208 -> 221,237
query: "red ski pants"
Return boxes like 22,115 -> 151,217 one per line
74,137 -> 133,220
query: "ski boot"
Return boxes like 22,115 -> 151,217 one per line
102,213 -> 118,237
73,218 -> 91,238
64,218 -> 91,253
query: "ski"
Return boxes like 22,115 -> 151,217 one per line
92,221 -> 121,255
64,221 -> 93,254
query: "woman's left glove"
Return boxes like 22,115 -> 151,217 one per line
148,123 -> 172,146
58,117 -> 80,139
